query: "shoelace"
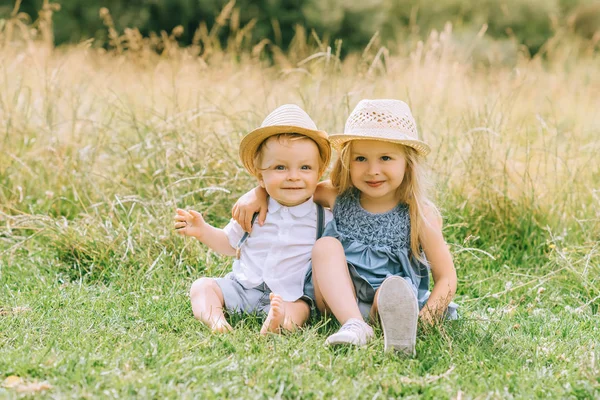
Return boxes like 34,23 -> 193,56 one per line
339,319 -> 366,335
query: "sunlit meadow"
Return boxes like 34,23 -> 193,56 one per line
0,6 -> 599,399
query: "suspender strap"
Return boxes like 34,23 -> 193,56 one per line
236,212 -> 259,259
316,204 -> 325,240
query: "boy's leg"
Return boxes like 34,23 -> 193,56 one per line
312,237 -> 373,346
190,277 -> 232,333
260,294 -> 310,335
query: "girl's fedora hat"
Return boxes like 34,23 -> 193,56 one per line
328,99 -> 430,156
239,104 -> 331,176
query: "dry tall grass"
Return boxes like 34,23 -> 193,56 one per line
1,10 -> 599,398
0,10 -> 598,284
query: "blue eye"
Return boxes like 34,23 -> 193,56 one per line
355,156 -> 366,162
274,165 -> 286,170
381,156 -> 392,161
301,165 -> 312,170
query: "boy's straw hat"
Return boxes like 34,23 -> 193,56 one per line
329,99 -> 430,156
239,104 -> 331,176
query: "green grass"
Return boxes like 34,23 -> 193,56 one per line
1,22 -> 600,398
1,252 -> 599,398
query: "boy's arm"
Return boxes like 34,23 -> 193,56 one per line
175,208 -> 237,256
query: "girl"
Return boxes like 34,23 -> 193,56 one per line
233,99 -> 457,355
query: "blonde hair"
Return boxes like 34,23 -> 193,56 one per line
252,133 -> 327,177
330,140 -> 439,262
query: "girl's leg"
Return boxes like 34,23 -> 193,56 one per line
260,294 -> 310,335
190,277 -> 232,333
312,237 -> 374,346
369,288 -> 381,322
311,237 -> 362,324
372,276 -> 419,355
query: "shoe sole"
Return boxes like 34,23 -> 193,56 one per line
378,276 -> 418,356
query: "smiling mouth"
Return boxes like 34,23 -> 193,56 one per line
366,181 -> 385,187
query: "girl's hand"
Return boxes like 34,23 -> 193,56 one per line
174,208 -> 206,239
232,187 -> 268,232
418,307 -> 436,327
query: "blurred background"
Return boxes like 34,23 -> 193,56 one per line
3,0 -> 600,57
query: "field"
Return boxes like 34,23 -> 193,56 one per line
1,20 -> 599,399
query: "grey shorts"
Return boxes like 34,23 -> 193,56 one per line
215,273 -> 312,315
214,273 -> 272,314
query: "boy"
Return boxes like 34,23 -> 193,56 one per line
175,104 -> 332,334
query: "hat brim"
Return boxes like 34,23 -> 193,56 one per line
239,125 -> 332,177
328,134 -> 430,156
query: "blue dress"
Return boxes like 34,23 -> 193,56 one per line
323,188 -> 458,319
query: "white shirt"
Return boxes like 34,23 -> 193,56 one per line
223,197 -> 333,302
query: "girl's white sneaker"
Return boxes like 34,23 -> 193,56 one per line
377,276 -> 419,356
325,318 -> 374,347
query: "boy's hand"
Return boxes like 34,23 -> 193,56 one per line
232,187 -> 268,232
174,208 -> 206,239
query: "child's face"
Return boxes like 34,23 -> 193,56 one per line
349,140 -> 407,206
258,137 -> 321,207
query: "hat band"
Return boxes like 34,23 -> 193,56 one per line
343,127 -> 419,142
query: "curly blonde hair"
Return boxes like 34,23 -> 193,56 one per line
330,141 -> 439,262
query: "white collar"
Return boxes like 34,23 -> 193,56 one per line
269,197 -> 314,218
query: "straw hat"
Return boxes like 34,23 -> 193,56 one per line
239,104 -> 331,176
328,99 -> 430,156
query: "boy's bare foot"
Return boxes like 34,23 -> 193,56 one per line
208,317 -> 233,333
260,293 -> 285,335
